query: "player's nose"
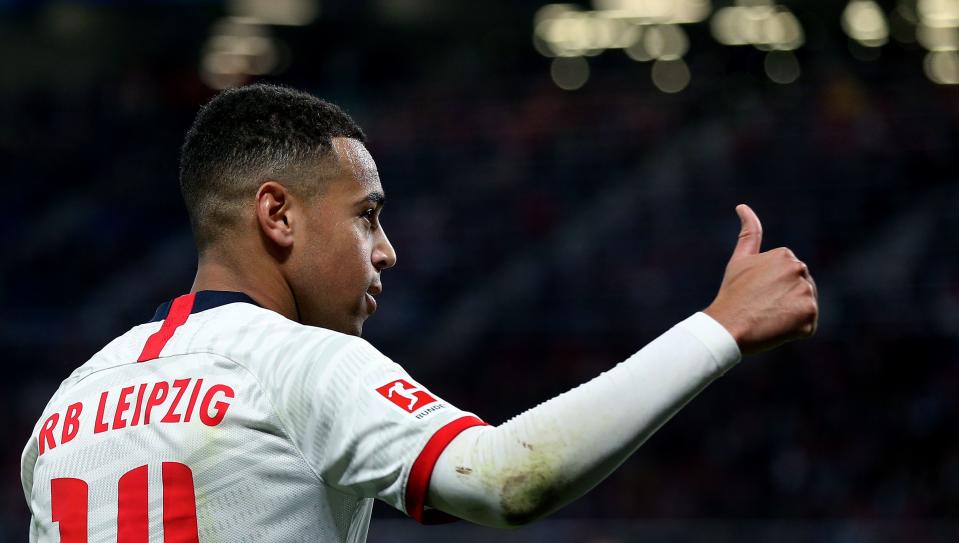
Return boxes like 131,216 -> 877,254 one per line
373,229 -> 397,271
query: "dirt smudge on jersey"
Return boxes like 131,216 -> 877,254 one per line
467,422 -> 567,526
497,449 -> 564,526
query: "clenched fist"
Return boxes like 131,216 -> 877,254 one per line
704,204 -> 819,356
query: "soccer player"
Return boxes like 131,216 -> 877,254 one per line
21,84 -> 818,542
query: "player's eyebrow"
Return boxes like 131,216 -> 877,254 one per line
360,191 -> 385,207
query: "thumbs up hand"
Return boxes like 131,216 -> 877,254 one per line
703,204 -> 819,356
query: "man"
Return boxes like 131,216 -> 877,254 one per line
21,84 -> 818,542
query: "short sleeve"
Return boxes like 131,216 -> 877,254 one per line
263,334 -> 485,522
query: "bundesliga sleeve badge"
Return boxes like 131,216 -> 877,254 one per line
375,379 -> 445,418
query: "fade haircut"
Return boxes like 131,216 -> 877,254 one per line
179,83 -> 366,252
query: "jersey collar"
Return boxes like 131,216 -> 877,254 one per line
149,291 -> 260,322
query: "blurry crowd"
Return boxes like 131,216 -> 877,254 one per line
2,3 -> 958,540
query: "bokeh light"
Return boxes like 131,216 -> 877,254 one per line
710,4 -> 804,50
227,0 -> 318,26
923,49 -> 959,82
551,56 -> 591,90
764,50 -> 801,83
842,0 -> 890,47
650,58 -> 690,92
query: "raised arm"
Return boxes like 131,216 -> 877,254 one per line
426,204 -> 818,527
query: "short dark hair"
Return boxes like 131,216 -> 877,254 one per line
179,83 -> 366,251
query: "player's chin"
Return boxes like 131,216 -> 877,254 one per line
348,312 -> 369,337
345,296 -> 376,336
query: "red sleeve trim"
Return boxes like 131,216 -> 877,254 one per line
137,293 -> 196,362
406,415 -> 487,524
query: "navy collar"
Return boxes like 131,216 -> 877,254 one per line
149,291 -> 260,322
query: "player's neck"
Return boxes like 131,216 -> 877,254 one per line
192,249 -> 299,323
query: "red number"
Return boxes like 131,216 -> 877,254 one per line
117,465 -> 148,543
161,462 -> 200,542
51,478 -> 87,543
51,462 -> 199,542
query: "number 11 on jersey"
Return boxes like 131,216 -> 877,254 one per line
51,462 -> 199,542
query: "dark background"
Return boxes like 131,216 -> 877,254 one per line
2,0 -> 958,541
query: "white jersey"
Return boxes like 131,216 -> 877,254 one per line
21,291 -> 484,542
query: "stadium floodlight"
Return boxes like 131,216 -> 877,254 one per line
710,4 -> 804,50
918,0 -> 959,28
924,49 -> 959,82
842,0 -> 890,47
917,23 -> 959,50
592,0 -> 712,24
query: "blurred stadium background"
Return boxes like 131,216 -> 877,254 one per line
3,0 -> 958,541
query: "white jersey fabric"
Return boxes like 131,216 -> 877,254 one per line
21,291 -> 484,543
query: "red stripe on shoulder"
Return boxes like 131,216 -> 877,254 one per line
406,415 -> 487,524
137,294 -> 196,362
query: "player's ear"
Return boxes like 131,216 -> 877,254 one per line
255,181 -> 295,249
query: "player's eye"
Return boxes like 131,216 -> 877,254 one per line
361,208 -> 378,228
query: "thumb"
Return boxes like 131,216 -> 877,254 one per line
731,204 -> 763,261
